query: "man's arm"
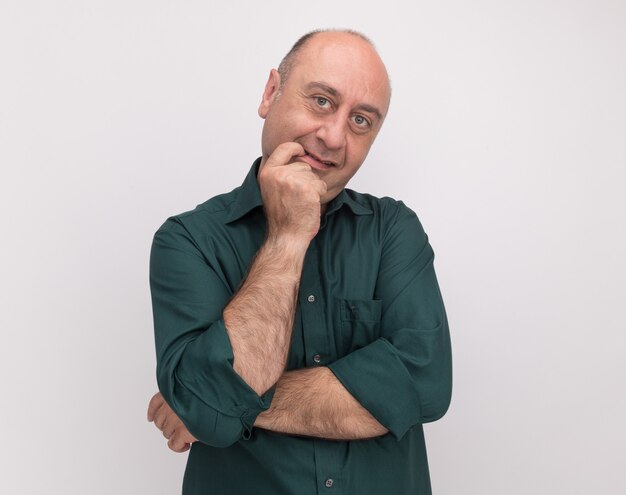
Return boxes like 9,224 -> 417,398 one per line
325,202 -> 452,440
148,367 -> 387,451
254,367 -> 388,440
222,236 -> 306,396
151,143 -> 327,447
222,142 -> 326,395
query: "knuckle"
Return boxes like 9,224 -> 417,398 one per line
168,437 -> 183,453
156,414 -> 168,430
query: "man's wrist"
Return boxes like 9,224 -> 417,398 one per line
263,232 -> 311,262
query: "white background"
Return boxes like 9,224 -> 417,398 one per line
1,1 -> 625,494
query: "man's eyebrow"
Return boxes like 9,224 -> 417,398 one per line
305,81 -> 383,122
354,103 -> 383,122
306,81 -> 340,97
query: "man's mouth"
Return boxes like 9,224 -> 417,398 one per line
300,150 -> 336,170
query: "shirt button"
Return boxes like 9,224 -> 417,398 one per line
313,354 -> 322,364
325,478 -> 334,488
307,294 -> 316,303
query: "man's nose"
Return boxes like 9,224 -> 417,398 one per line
315,114 -> 347,150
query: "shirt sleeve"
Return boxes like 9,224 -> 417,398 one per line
327,202 -> 452,440
149,217 -> 274,448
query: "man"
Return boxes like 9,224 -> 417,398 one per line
147,29 -> 452,494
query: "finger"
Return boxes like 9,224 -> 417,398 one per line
282,164 -> 321,183
285,161 -> 314,172
163,418 -> 177,439
171,441 -> 192,453
161,415 -> 170,436
147,392 -> 165,421
266,142 -> 305,167
153,402 -> 170,430
168,434 -> 191,453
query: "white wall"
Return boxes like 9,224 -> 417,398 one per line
1,1 -> 624,493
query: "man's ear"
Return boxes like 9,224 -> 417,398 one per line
258,69 -> 281,119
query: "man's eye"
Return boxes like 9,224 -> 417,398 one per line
316,97 -> 329,107
353,115 -> 370,127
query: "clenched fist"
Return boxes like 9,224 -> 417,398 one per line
259,142 -> 328,243
147,392 -> 197,453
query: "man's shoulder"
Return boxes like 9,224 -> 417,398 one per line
154,185 -> 243,236
156,159 -> 263,236
343,188 -> 427,240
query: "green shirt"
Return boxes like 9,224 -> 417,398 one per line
150,158 -> 452,494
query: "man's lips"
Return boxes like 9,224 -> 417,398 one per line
298,150 -> 336,171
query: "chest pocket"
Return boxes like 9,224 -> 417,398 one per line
337,298 -> 383,354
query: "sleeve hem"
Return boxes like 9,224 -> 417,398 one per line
328,338 -> 422,440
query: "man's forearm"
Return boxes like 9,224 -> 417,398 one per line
223,142 -> 326,396
254,367 -> 388,440
223,235 -> 308,396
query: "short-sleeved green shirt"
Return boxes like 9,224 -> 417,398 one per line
150,158 -> 452,494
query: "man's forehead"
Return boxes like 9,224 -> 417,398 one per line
291,34 -> 391,111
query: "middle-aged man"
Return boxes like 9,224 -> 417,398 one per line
147,29 -> 452,494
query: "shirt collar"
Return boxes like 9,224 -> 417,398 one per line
324,188 -> 373,217
225,158 -> 264,224
226,157 -> 373,224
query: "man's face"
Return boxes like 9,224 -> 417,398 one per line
258,32 -> 391,204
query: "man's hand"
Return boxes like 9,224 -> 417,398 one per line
259,142 -> 328,243
147,392 -> 197,453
